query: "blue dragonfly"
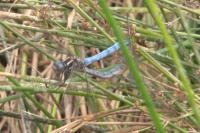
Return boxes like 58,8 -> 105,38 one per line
53,41 -> 130,82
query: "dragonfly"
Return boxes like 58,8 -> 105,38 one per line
53,41 -> 131,82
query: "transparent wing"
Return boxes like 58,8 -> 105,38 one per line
85,64 -> 125,78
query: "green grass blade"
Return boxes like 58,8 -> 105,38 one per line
144,0 -> 200,127
99,1 -> 166,132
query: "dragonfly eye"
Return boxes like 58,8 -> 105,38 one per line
53,61 -> 65,72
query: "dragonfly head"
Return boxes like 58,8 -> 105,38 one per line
53,57 -> 86,82
53,57 -> 85,74
53,61 -> 65,72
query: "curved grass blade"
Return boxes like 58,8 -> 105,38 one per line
144,0 -> 200,127
99,1 -> 166,132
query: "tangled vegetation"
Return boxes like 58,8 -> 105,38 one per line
0,0 -> 200,132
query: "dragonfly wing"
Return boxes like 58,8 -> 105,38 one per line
85,64 -> 126,78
